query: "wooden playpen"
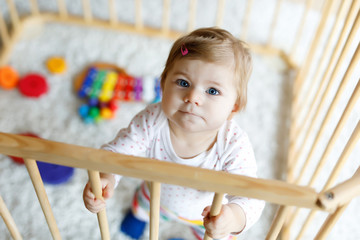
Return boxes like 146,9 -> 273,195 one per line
0,0 -> 359,239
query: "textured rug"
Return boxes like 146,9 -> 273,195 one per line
0,1 -> 359,239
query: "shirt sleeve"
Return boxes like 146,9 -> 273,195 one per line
222,125 -> 265,234
101,103 -> 164,186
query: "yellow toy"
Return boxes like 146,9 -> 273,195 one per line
46,56 -> 67,74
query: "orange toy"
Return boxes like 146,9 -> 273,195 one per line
0,66 -> 19,90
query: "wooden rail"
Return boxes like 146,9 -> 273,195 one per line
0,132 -> 322,211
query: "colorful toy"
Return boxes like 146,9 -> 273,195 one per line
46,56 -> 67,74
0,65 -> 19,90
18,73 -> 48,98
152,77 -> 162,103
120,210 -> 147,239
74,63 -> 143,124
37,161 -> 74,185
134,77 -> 143,101
0,66 -> 49,99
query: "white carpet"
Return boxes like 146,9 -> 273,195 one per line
0,1 -> 359,239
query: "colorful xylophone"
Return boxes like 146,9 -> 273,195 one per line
74,63 -> 143,124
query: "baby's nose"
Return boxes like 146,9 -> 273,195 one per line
183,88 -> 203,106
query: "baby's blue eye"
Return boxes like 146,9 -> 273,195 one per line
177,79 -> 189,87
207,88 -> 219,95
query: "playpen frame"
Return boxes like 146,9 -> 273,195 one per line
0,0 -> 359,239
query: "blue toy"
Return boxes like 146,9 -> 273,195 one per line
120,210 -> 147,239
152,77 -> 162,103
37,161 -> 74,185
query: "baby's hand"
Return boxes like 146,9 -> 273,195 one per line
202,203 -> 246,239
82,174 -> 115,213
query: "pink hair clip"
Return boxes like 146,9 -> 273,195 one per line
181,44 -> 188,56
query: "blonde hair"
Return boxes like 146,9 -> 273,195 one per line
160,27 -> 253,111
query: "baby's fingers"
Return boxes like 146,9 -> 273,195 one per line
85,198 -> 106,213
202,206 -> 211,217
102,185 -> 114,199
83,183 -> 95,199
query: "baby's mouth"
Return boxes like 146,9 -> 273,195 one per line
179,110 -> 202,119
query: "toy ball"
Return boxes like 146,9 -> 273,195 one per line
78,104 -> 90,118
0,65 -> 19,90
100,107 -> 114,119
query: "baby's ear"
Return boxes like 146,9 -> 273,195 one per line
228,104 -> 240,120
232,103 -> 240,113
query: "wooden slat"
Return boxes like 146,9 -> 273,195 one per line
24,159 -> 61,240
308,81 -> 360,186
0,12 -> 289,67
287,1 -> 338,164
293,0 -> 360,141
0,8 -> 10,47
291,41 -> 360,185
302,169 -> 360,239
287,120 -> 360,238
42,13 -> 176,38
287,0 -> 339,163
0,196 -> 22,240
288,12 -> 360,179
291,0 -> 337,97
317,120 -> 360,193
267,0 -> 283,47
187,0 -> 197,32
0,15 -> 25,66
87,171 -> 110,240
290,0 -> 315,59
289,0 -> 360,159
41,10 -> 286,58
315,203 -> 349,239
295,209 -> 316,239
0,132 -> 321,210
149,182 -> 161,240
108,0 -> 117,25
215,0 -> 226,27
204,193 -> 224,240
82,0 -> 92,23
266,206 -> 292,240
293,0 -> 353,113
240,0 -> 253,41
287,1 -> 360,177
162,0 -> 170,34
135,0 -> 143,30
318,165 -> 360,211
29,0 -> 39,15
57,0 -> 68,19
5,0 -> 20,29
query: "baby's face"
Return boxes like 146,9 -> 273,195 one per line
162,58 -> 238,134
